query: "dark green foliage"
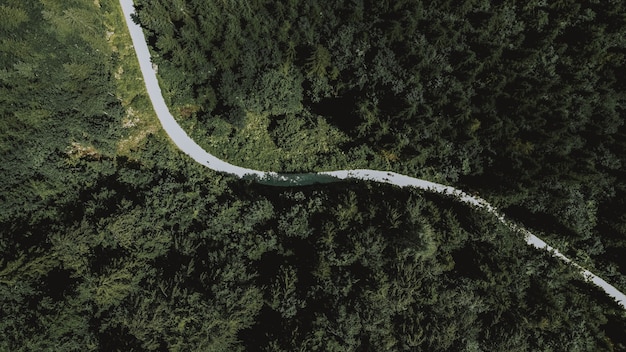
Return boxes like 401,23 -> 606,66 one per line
134,0 -> 626,297
3,0 -> 626,351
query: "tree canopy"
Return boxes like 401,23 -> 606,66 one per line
1,0 -> 626,350
134,0 -> 626,306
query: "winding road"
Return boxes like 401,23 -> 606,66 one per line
119,0 -> 626,309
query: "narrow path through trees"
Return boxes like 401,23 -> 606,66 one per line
119,0 -> 626,310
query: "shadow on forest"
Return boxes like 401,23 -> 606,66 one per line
41,268 -> 77,300
503,205 -> 579,240
307,92 -> 360,136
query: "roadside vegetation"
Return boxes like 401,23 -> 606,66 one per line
103,0 -> 161,159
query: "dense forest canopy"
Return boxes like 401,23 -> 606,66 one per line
133,0 -> 626,303
134,0 -> 625,178
1,0 -> 625,350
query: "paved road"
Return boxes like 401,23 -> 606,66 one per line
119,0 -> 626,309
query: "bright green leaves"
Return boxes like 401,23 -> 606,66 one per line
89,266 -> 137,310
306,44 -> 332,79
242,66 -> 304,117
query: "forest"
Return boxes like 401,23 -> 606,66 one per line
1,0 -> 626,351
133,0 -> 626,304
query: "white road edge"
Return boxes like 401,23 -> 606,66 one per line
119,0 -> 626,309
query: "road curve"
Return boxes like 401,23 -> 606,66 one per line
119,0 -> 626,309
